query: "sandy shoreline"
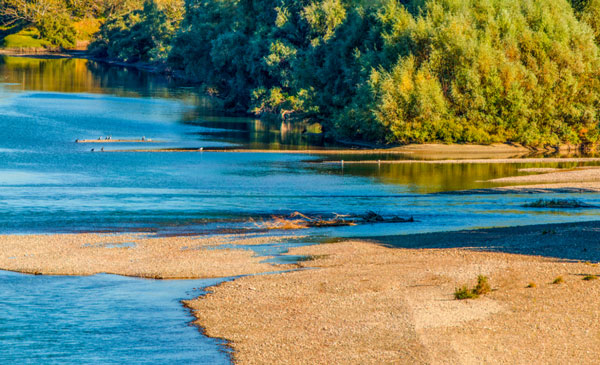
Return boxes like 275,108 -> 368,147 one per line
188,240 -> 600,364
108,143 -> 537,157
77,139 -> 160,143
2,221 -> 600,363
0,233 -> 299,278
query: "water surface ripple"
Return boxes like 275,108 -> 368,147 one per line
0,271 -> 230,364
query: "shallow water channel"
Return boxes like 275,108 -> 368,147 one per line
0,271 -> 231,364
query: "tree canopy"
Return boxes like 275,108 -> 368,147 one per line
168,0 -> 600,147
89,0 -> 181,62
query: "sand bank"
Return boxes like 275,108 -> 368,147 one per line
0,233 -> 296,278
76,139 -> 159,143
389,142 -> 534,160
187,240 -> 600,364
490,166 -> 600,184
480,166 -> 600,192
110,143 -> 533,157
517,167 -> 561,173
110,148 -> 415,154
325,157 -> 600,164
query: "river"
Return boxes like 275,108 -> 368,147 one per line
1,55 -> 600,363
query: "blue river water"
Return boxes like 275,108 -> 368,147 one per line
0,271 -> 230,364
2,55 -> 600,363
1,83 -> 600,236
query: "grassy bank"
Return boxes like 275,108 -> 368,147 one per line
0,27 -> 51,50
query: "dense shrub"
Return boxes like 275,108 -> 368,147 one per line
9,0 -> 597,147
337,0 -> 600,146
170,0 -> 600,147
89,0 -> 178,63
38,15 -> 77,48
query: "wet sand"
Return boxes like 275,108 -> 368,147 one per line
485,166 -> 600,192
325,157 -> 600,164
0,233 -> 297,278
188,238 -> 600,364
76,139 -> 160,143
110,143 -> 532,157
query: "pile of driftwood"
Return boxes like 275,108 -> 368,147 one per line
255,211 -> 414,231
361,210 -> 415,223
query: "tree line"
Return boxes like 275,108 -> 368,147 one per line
4,0 -> 600,147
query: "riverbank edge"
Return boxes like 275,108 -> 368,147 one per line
107,144 -> 547,156
2,50 -> 597,155
2,220 -> 598,278
0,49 -> 168,74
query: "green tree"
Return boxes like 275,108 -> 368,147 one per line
168,0 -> 600,147
90,0 -> 177,63
335,0 -> 600,146
38,14 -> 76,47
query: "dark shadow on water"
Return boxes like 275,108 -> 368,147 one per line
182,115 -> 333,150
